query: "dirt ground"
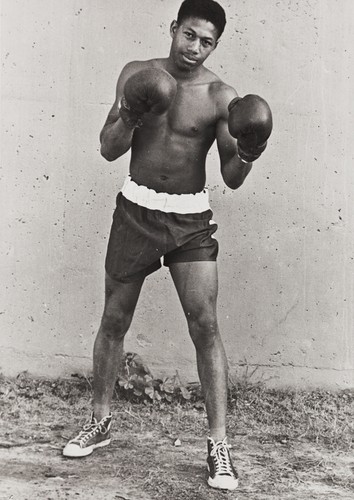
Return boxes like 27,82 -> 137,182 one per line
0,374 -> 353,500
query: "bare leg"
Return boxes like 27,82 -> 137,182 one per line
169,261 -> 228,441
93,272 -> 144,420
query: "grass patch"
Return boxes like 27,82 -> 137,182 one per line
1,371 -> 353,499
1,370 -> 353,452
227,376 -> 354,451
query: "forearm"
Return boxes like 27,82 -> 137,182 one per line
221,153 -> 252,190
100,118 -> 134,162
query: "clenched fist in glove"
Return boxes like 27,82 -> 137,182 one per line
119,68 -> 177,129
228,94 -> 273,163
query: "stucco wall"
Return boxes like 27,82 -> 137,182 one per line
1,0 -> 353,388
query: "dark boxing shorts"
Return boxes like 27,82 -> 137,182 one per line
105,176 -> 219,282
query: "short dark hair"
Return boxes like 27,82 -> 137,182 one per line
177,0 -> 226,39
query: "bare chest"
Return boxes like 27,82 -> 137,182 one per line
167,84 -> 217,138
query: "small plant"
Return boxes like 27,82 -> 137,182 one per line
117,369 -> 192,403
115,352 -> 193,403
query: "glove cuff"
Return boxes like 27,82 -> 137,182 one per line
237,143 -> 260,163
237,149 -> 251,164
237,139 -> 267,163
118,96 -> 143,129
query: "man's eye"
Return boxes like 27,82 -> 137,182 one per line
185,32 -> 193,38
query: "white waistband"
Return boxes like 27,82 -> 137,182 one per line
121,176 -> 210,214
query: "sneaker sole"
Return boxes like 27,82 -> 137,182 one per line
207,476 -> 238,490
63,438 -> 111,458
207,465 -> 239,491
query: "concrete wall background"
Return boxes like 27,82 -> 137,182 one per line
1,0 -> 353,388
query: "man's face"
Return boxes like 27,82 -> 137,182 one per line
170,17 -> 219,71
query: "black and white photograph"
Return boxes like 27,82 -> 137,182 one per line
1,1 -> 353,498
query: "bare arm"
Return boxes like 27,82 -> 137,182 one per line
216,86 -> 252,189
100,61 -> 142,162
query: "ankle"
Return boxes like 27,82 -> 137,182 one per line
209,428 -> 226,443
93,406 -> 111,422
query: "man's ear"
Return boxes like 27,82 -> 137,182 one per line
170,20 -> 178,38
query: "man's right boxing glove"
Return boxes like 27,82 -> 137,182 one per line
228,94 -> 273,162
119,68 -> 177,129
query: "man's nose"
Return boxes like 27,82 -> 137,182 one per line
188,39 -> 200,53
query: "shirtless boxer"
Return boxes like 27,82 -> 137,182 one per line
63,0 -> 272,491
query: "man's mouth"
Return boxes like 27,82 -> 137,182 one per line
182,54 -> 198,64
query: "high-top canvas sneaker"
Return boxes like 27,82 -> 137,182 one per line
207,437 -> 239,490
63,413 -> 112,458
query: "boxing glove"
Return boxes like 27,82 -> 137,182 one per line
119,68 -> 177,129
228,94 -> 273,162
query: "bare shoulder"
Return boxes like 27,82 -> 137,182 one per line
115,58 -> 165,96
209,76 -> 238,118
120,58 -> 166,80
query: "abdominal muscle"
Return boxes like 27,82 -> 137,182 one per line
129,111 -> 216,195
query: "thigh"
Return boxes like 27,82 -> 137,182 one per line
103,272 -> 144,318
169,261 -> 218,318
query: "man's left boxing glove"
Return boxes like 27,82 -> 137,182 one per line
228,94 -> 273,162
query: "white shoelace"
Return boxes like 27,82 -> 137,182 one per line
72,419 -> 108,445
210,438 -> 233,475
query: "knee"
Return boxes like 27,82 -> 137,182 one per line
187,311 -> 219,349
100,310 -> 132,340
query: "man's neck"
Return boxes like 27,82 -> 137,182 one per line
164,56 -> 205,82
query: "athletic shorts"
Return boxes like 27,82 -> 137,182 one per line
105,176 -> 219,282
